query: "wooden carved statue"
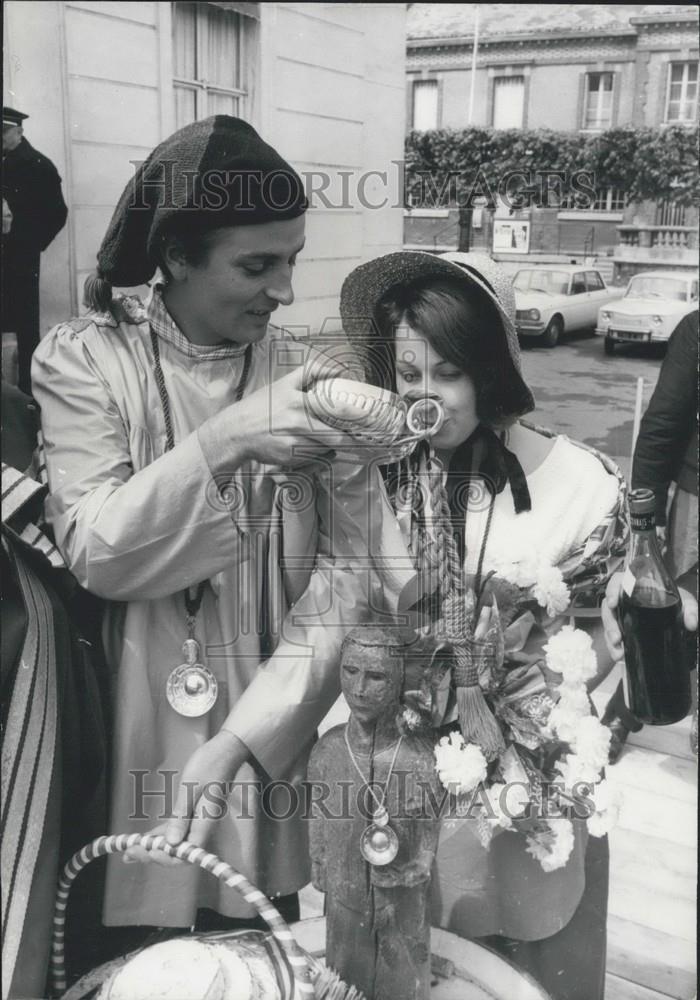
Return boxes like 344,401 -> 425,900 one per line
307,627 -> 442,1000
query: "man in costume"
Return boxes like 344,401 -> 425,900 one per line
32,115 -> 399,941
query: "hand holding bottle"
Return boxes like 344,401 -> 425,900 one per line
603,573 -> 697,662
609,489 -> 695,725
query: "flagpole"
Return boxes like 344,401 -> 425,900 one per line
467,5 -> 480,124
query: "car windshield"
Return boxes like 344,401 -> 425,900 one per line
625,276 -> 688,302
513,270 -> 569,295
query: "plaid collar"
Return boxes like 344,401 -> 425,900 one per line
146,283 -> 251,361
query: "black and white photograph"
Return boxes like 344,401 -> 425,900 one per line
2,4 -> 698,999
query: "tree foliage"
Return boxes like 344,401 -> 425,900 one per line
405,126 -> 699,209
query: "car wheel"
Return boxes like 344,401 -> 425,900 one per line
604,336 -> 615,356
542,316 -> 562,348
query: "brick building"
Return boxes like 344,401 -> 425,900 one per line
404,3 -> 698,281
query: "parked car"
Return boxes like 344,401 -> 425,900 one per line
596,271 -> 699,355
513,265 -> 622,348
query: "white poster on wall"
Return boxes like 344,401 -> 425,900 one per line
492,220 -> 531,254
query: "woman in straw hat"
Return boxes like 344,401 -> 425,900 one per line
30,115 -> 385,949
338,250 -> 628,1000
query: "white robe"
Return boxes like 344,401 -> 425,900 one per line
31,294 -> 410,926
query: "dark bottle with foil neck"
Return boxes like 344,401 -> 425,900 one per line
619,489 -> 691,725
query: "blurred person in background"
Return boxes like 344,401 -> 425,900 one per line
2,107 -> 68,395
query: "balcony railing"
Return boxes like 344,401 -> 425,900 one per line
617,224 -> 697,250
617,226 -> 640,247
652,227 -> 694,250
613,223 -> 699,281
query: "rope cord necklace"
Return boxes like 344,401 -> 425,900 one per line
150,327 -> 252,717
343,727 -> 404,866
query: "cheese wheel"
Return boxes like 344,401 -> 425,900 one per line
306,377 -> 407,445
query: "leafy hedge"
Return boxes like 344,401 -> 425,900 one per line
405,126 -> 699,209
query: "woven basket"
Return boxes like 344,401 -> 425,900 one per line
50,834 -> 315,999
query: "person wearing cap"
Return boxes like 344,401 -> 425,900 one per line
30,115 -> 386,943
2,107 -> 68,396
337,250 -> 629,1000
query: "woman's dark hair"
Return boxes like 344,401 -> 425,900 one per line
372,275 -> 525,426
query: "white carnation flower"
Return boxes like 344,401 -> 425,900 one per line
544,625 -> 598,686
401,707 -> 423,732
547,684 -> 592,742
548,703 -> 581,743
532,563 -> 571,617
558,685 -> 592,716
556,752 -> 603,789
525,818 -> 575,872
572,715 -> 611,771
488,546 -> 570,618
434,732 -> 487,795
586,780 -> 623,837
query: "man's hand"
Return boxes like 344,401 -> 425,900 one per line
199,365 -> 357,474
123,730 -> 249,867
240,365 -> 357,465
602,571 -> 699,662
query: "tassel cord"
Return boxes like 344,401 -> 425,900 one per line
422,447 -> 505,761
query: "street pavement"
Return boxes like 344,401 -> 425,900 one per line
518,330 -> 663,482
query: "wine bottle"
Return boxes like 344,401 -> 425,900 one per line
618,488 -> 691,725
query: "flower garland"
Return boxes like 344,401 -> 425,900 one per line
486,532 -> 572,618
433,621 -> 622,872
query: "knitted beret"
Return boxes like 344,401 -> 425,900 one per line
95,115 -> 307,289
